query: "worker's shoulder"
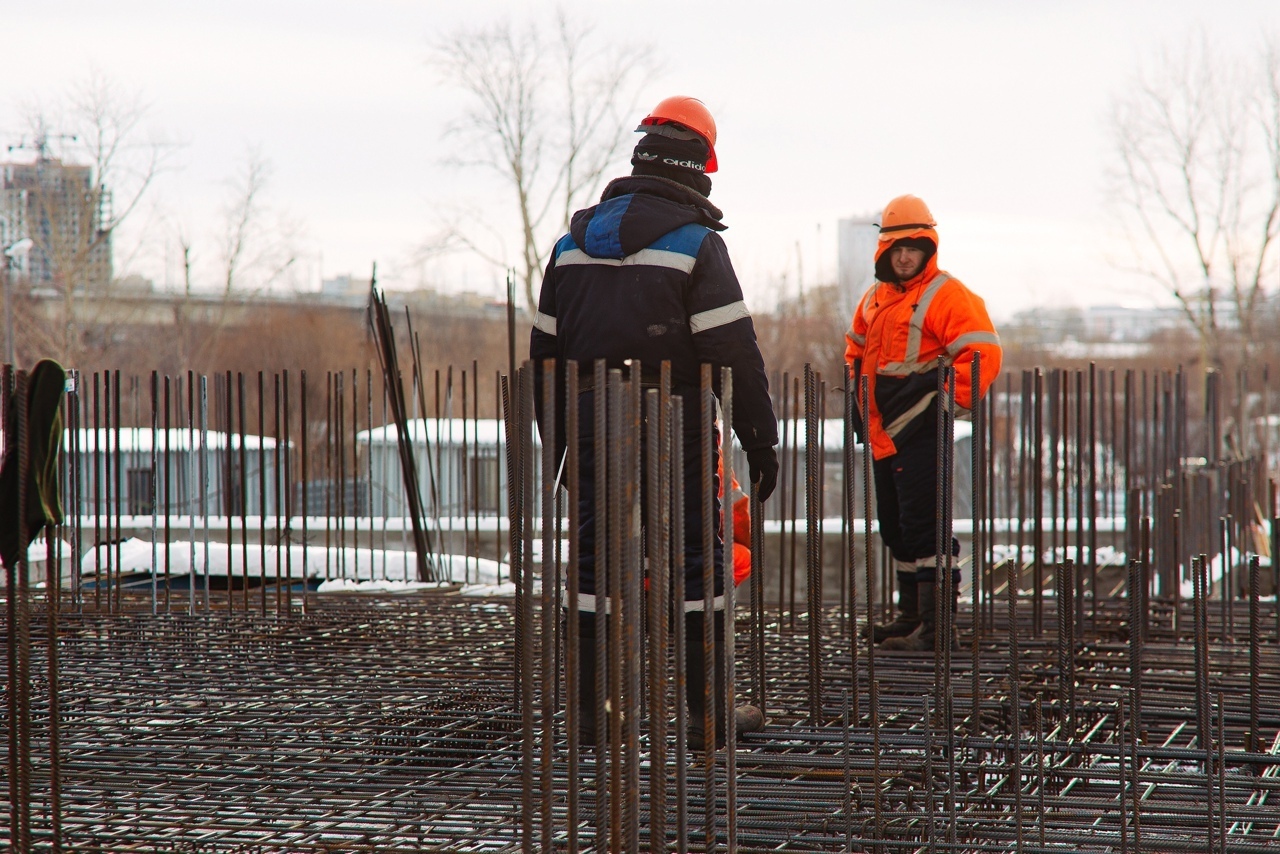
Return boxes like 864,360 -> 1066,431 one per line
553,232 -> 579,259
934,270 -> 985,301
649,221 -> 716,258
932,270 -> 997,322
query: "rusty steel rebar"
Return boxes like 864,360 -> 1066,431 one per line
3,356 -> 1280,853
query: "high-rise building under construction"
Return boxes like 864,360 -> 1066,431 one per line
1,139 -> 113,291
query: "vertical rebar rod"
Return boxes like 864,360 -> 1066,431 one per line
274,373 -> 283,612
258,372 -> 267,614
606,368 -> 627,850
804,364 -> 822,726
539,359 -> 555,854
565,362 -> 581,854
606,368 -> 624,850
71,372 -> 83,612
721,365 -> 738,854
1089,363 -> 1099,627
700,362 -> 716,853
150,371 -> 158,613
1128,559 -> 1144,737
200,375 -> 210,612
1118,693 -> 1129,854
223,371 -> 233,612
1058,558 -> 1075,737
624,368 -> 642,854
238,374 -> 250,611
924,693 -> 936,854
842,690 -> 852,852
861,374 -> 877,713
870,677 -> 883,849
971,354 -> 986,751
1007,555 -> 1023,854
105,370 -> 115,611
1033,368 -> 1044,636
777,370 -> 789,625
1075,370 -> 1085,633
281,373 -> 291,606
299,371 -> 308,614
7,367 -> 30,849
844,365 -> 860,723
1048,369 -> 1061,582
935,363 -> 954,716
1192,554 -> 1215,851
671,393 -> 688,854
788,376 -> 801,630
750,405 -> 766,716
644,377 -> 667,852
45,515 -> 63,852
593,359 -> 609,851
518,364 -> 535,854
971,352 -> 984,638
1248,554 -> 1260,755
1034,694 -> 1047,851
1216,692 -> 1228,854
940,365 -> 957,844
1017,371 -> 1030,611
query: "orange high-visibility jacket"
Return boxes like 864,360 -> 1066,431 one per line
717,452 -> 753,586
844,234 -> 1002,461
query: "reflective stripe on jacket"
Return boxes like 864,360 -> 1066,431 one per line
843,236 -> 1002,461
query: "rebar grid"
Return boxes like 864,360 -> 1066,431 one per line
2,589 -> 1278,853
5,351 -> 1280,852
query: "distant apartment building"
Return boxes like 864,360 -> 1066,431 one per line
1,146 -> 113,290
835,213 -> 879,318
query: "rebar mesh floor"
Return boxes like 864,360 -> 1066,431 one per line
5,592 -> 1280,852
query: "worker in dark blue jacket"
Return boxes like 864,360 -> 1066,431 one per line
530,96 -> 778,750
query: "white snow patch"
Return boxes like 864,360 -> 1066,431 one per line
80,538 -> 512,588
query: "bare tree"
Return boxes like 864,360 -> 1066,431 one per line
431,11 -> 653,310
217,150 -> 299,297
170,148 -> 302,370
1109,34 -> 1280,370
4,71 -> 172,364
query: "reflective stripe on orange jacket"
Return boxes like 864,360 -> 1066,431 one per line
843,229 -> 1002,461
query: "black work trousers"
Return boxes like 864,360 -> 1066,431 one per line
574,389 -> 725,611
872,418 -> 960,584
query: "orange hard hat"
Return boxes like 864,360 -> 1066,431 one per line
878,194 -> 936,243
639,95 -> 718,173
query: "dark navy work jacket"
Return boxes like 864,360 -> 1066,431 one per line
529,175 -> 777,451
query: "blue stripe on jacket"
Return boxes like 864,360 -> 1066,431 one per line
583,195 -> 631,259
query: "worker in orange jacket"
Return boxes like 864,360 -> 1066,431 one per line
719,451 -> 753,586
844,194 -> 1002,652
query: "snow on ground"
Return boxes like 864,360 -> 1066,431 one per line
987,542 -> 1275,600
81,538 -> 514,591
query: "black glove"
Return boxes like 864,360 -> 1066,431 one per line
746,446 -> 779,502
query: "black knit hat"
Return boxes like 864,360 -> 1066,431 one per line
631,132 -> 712,195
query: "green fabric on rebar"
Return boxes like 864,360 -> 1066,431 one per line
0,359 -> 66,570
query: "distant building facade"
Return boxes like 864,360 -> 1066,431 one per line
1,145 -> 113,290
836,213 -> 879,318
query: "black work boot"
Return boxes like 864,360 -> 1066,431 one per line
863,568 -> 921,644
880,581 -> 936,652
685,611 -> 765,751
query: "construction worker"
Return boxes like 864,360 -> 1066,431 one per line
530,96 -> 779,749
844,194 -> 1002,652
720,444 -> 753,587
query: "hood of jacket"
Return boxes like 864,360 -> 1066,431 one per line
873,225 -> 940,287
568,174 -> 726,261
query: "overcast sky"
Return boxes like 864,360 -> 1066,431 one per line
3,0 -> 1279,321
